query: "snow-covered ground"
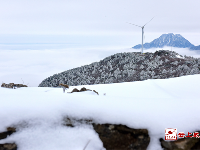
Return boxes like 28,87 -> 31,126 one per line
0,74 -> 199,150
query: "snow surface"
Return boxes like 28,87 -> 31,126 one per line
176,54 -> 183,58
0,74 -> 200,150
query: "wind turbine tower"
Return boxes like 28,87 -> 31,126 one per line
127,17 -> 154,54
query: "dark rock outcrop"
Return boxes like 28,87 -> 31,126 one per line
64,118 -> 200,149
70,88 -> 80,93
38,50 -> 200,87
0,143 -> 17,150
0,123 -> 149,150
1,83 -> 27,89
79,87 -> 87,92
68,87 -> 98,95
0,128 -> 16,140
0,128 -> 17,150
63,118 -> 150,150
93,124 -> 150,150
2,122 -> 200,150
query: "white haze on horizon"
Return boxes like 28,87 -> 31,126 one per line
0,46 -> 200,87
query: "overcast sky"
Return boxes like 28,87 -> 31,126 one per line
0,0 -> 200,46
1,0 -> 200,86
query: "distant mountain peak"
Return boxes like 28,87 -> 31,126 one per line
133,33 -> 194,49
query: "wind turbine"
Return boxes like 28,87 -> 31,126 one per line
127,17 -> 154,54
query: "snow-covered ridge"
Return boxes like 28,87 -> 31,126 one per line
39,50 -> 200,87
133,33 -> 194,49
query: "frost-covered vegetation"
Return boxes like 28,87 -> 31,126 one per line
39,50 -> 200,87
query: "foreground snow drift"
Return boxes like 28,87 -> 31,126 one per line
0,74 -> 200,150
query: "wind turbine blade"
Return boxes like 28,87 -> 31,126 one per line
143,17 -> 154,27
126,22 -> 142,28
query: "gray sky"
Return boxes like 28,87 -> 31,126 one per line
0,0 -> 200,46
1,0 -> 200,86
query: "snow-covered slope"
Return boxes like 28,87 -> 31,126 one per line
0,74 -> 200,150
133,33 -> 194,49
39,50 -> 200,87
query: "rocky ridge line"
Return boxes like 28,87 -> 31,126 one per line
39,50 -> 200,87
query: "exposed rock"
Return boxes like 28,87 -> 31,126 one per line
63,117 -> 93,127
93,124 -> 150,150
70,88 -> 79,93
69,87 -> 99,95
14,84 -> 27,88
0,128 -> 16,140
0,143 -> 17,150
0,128 -> 17,150
1,83 -> 27,89
0,123 -> 149,150
80,87 -> 87,92
3,121 -> 200,150
63,118 -> 149,149
190,138 -> 200,150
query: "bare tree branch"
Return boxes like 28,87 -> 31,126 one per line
83,140 -> 91,150
21,78 -> 24,84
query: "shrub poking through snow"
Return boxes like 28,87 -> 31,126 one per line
93,90 -> 99,95
80,87 -> 87,92
0,143 -> 17,150
59,83 -> 69,93
70,88 -> 80,93
83,140 -> 91,150
39,50 -> 200,87
68,87 -> 99,95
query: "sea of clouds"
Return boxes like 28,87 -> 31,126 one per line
0,44 -> 200,87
